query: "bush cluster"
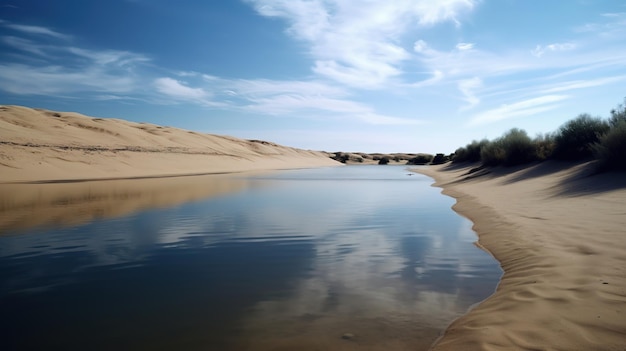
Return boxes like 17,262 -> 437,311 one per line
450,98 -> 626,171
406,154 -> 433,165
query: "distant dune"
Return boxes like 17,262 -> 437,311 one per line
0,105 -> 340,183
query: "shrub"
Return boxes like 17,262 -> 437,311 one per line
431,153 -> 449,165
407,154 -> 433,165
533,133 -> 556,160
593,120 -> 626,171
480,128 -> 538,166
453,139 -> 490,163
609,97 -> 626,127
378,156 -> 390,165
552,114 -> 610,161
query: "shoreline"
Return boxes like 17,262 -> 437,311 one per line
416,162 -> 626,351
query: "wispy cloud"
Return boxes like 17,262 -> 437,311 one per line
576,12 -> 626,36
0,63 -> 139,95
456,42 -> 474,51
531,42 -> 576,58
155,78 -> 209,101
458,77 -> 482,110
539,75 -> 626,94
246,0 -> 478,88
0,23 -> 149,96
155,73 -> 421,125
0,19 -> 417,125
469,95 -> 569,126
3,23 -> 71,40
244,94 -> 420,125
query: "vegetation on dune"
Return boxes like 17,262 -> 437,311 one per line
378,156 -> 390,165
329,98 -> 624,170
453,139 -> 490,163
551,114 -> 609,161
431,153 -> 449,165
594,100 -> 626,171
480,128 -> 538,167
406,154 -> 433,165
449,97 -> 626,172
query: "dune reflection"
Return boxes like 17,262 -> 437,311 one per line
0,174 -> 251,234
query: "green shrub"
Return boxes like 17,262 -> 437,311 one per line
480,128 -> 538,166
378,156 -> 390,165
453,139 -> 490,163
533,133 -> 556,160
593,120 -> 626,171
552,114 -> 610,161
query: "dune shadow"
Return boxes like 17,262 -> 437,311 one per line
550,166 -> 626,197
500,161 -> 581,185
439,161 -> 481,172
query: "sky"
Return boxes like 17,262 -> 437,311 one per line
1,0 -> 625,154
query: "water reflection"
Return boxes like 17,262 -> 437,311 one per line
0,166 -> 501,351
0,174 -> 252,233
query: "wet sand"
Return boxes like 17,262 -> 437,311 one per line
416,162 -> 626,351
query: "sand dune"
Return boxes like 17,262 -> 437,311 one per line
416,162 -> 626,351
0,105 -> 340,183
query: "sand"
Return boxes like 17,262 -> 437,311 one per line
0,105 -> 340,183
416,162 -> 626,351
4,105 -> 626,349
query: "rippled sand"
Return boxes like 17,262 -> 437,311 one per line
417,162 -> 626,351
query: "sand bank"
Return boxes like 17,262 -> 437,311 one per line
0,105 -> 340,183
416,162 -> 626,351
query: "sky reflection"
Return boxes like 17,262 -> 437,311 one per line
0,166 -> 501,350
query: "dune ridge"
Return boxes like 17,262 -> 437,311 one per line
417,162 -> 626,351
0,105 -> 340,183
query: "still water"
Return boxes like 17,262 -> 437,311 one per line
0,165 -> 501,350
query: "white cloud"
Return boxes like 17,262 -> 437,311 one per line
413,40 -> 430,54
154,77 -> 211,102
0,24 -> 150,96
226,78 -> 348,98
539,75 -> 626,94
469,95 -> 569,126
2,36 -> 47,56
0,63 -> 137,95
68,48 -> 149,67
246,0 -> 478,88
531,42 -> 576,58
246,94 -> 420,125
456,42 -> 474,51
406,69 -> 444,88
576,12 -> 626,35
458,77 -> 482,109
153,74 -> 417,125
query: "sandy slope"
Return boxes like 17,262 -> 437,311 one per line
416,162 -> 626,351
0,105 -> 340,182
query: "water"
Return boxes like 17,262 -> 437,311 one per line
0,165 -> 501,350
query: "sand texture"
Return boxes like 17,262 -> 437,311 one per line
0,105 -> 340,183
416,162 -> 626,351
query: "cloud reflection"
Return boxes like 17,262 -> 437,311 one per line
0,166 -> 500,350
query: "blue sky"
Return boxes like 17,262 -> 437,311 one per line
1,0 -> 625,153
